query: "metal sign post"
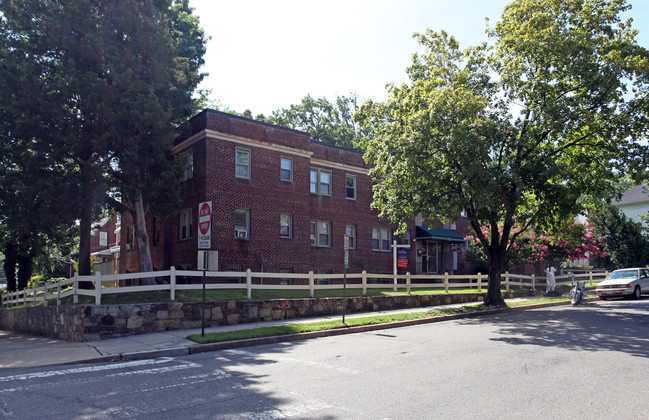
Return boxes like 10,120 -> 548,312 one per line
198,251 -> 208,337
197,202 -> 213,337
343,234 -> 349,323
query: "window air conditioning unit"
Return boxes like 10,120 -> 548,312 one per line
236,229 -> 248,239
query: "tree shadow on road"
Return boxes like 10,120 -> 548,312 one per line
458,299 -> 649,358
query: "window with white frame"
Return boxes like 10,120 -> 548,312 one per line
346,224 -> 356,249
234,209 -> 249,239
310,168 -> 331,196
280,157 -> 292,182
280,213 -> 292,238
310,220 -> 331,247
235,148 -> 251,179
345,174 -> 356,200
179,210 -> 192,241
180,149 -> 193,181
99,231 -> 108,247
372,227 -> 391,251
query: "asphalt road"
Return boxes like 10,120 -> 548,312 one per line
1,298 -> 648,419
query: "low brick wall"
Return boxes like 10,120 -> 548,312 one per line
0,292 -> 524,342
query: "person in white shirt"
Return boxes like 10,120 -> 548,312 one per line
546,266 -> 556,293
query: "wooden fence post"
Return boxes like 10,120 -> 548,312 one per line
406,272 -> 411,295
74,272 -> 79,304
170,266 -> 176,301
477,272 -> 482,292
57,278 -> 62,306
362,271 -> 367,296
43,282 -> 48,307
505,271 -> 510,291
309,271 -> 315,298
444,272 -> 449,293
95,271 -> 102,305
532,274 -> 536,291
246,269 -> 252,300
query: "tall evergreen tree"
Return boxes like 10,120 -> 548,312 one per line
0,0 -> 207,284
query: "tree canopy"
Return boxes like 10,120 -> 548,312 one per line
355,0 -> 649,306
217,93 -> 366,150
0,0 -> 207,285
590,201 -> 649,269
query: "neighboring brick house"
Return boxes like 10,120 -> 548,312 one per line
90,214 -> 120,275
120,110 -> 473,277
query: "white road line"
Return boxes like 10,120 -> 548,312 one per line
106,360 -> 202,377
0,357 -> 182,382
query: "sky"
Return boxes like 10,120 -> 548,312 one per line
188,0 -> 649,116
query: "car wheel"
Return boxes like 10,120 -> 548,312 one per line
632,286 -> 641,300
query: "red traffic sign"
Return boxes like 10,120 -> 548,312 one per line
198,202 -> 211,235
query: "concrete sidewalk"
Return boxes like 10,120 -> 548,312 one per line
0,296 -> 585,369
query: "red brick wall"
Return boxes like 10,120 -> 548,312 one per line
123,110 -> 421,275
89,216 -> 118,254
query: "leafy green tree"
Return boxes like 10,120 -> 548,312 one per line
0,0 -> 85,288
100,0 -> 207,281
264,93 -> 364,149
0,0 -> 207,284
590,201 -> 649,269
355,0 -> 649,306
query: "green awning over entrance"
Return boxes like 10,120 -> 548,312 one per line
415,226 -> 465,243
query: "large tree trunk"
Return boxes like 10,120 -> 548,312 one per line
484,250 -> 507,307
132,192 -> 155,285
16,243 -> 33,291
3,239 -> 17,292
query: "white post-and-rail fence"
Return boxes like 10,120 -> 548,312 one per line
1,268 -> 608,308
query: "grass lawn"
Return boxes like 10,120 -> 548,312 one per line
54,286 -> 494,306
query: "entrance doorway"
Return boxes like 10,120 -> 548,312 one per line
426,241 -> 442,274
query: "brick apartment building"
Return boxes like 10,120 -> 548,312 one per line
119,110 -> 474,277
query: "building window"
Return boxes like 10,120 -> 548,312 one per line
126,226 -> 135,250
372,228 -> 391,252
345,174 -> 356,200
179,210 -> 192,241
444,221 -> 457,230
310,220 -> 331,247
152,216 -> 161,245
280,157 -> 292,182
235,148 -> 251,179
234,209 -> 249,240
346,224 -> 356,249
280,213 -> 292,238
99,231 -> 108,247
180,149 -> 193,181
310,168 -> 331,196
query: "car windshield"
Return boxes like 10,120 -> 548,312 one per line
608,270 -> 638,280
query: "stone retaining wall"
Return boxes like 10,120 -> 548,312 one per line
0,292 -> 524,342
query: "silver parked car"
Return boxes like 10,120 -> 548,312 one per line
596,268 -> 649,300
